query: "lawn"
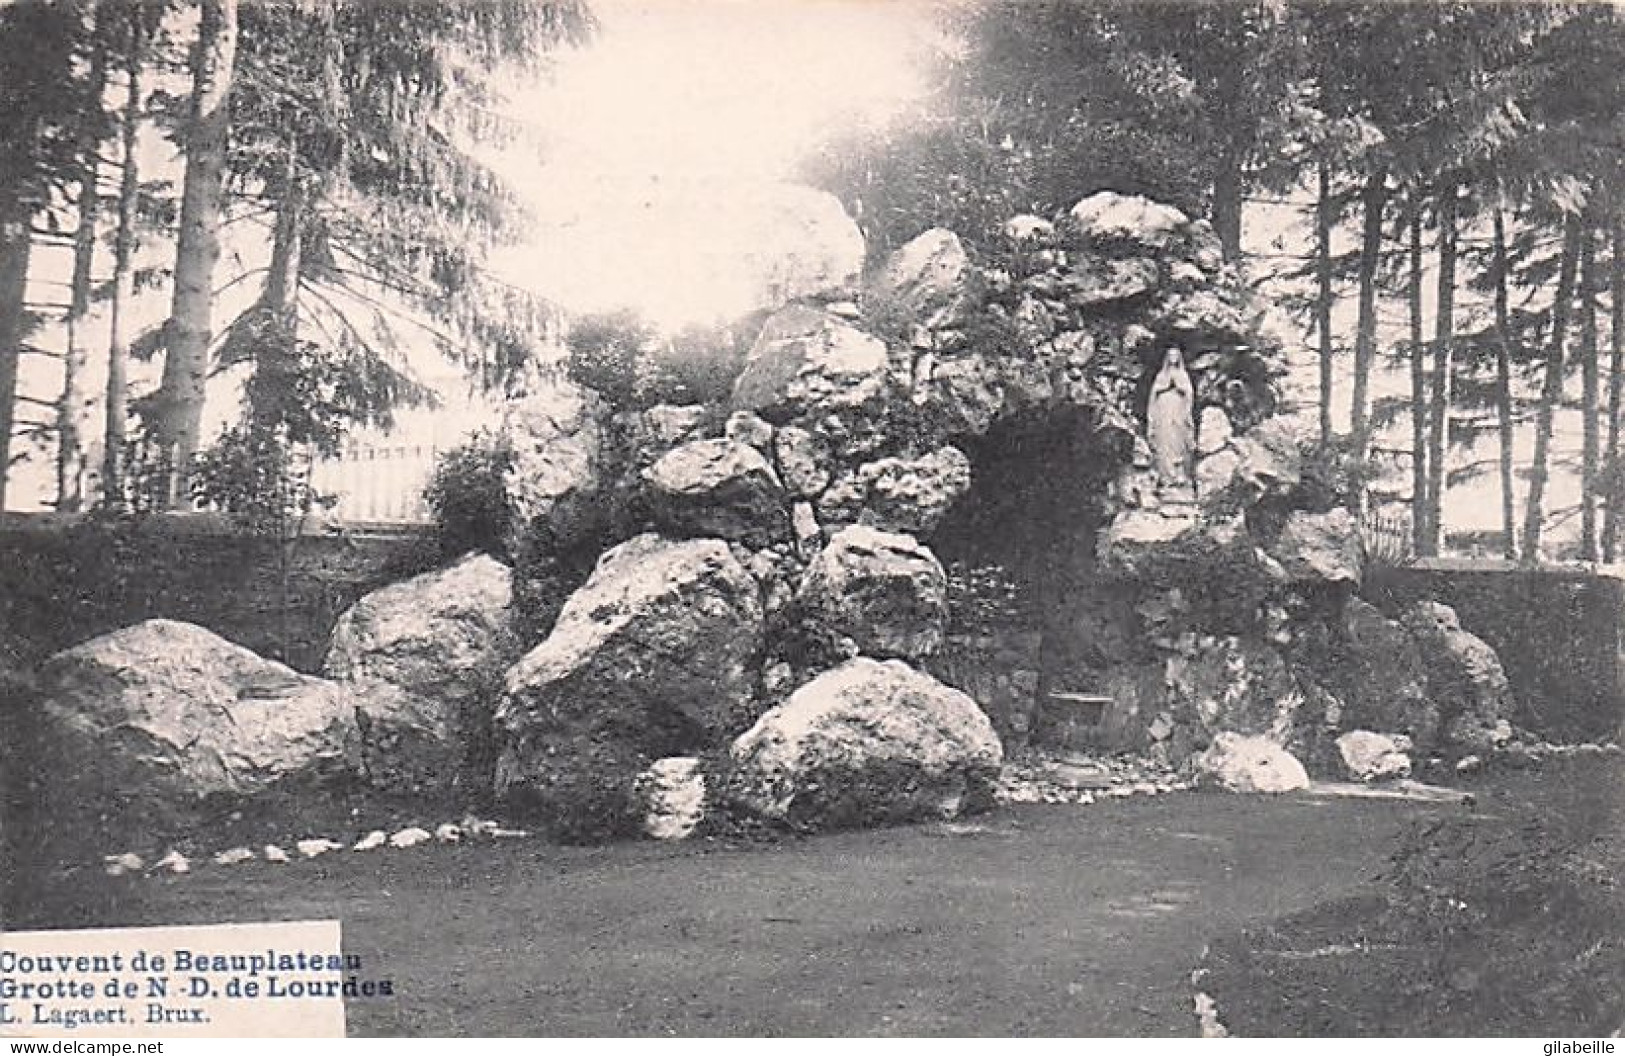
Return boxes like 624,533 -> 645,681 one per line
2,777 -> 1503,1037
1201,755 -> 1625,1037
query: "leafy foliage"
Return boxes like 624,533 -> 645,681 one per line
507,737 -> 651,845
805,0 -> 1303,261
424,428 -> 517,561
189,426 -> 330,535
565,308 -> 757,411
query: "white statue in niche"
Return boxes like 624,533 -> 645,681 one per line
1147,345 -> 1195,492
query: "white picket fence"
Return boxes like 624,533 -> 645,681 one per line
309,443 -> 440,524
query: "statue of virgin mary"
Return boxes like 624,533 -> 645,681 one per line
1147,346 -> 1195,489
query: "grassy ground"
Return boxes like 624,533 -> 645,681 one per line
1201,755 -> 1625,1037
6,782 -> 1485,1037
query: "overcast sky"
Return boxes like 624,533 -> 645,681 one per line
489,0 -> 938,330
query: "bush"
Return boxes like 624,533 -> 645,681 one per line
191,427 -> 327,533
565,309 -> 660,408
505,737 -> 651,845
424,429 -> 516,562
689,749 -> 785,844
1206,758 -> 1625,1036
1292,433 -> 1379,513
565,308 -> 756,412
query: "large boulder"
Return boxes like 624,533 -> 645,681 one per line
1066,192 -> 1191,251
1232,417 -> 1306,501
1003,214 -> 1056,244
501,382 -> 623,640
871,227 -> 974,332
1401,601 -> 1516,752
1321,598 -> 1438,748
621,404 -> 710,470
502,380 -> 612,545
32,620 -> 359,833
771,425 -> 834,498
1197,405 -> 1234,456
920,354 -> 1005,437
1096,507 -> 1251,584
1165,635 -> 1306,749
1195,445 -> 1246,502
642,438 -> 790,546
731,305 -> 892,429
1266,508 -> 1364,586
815,445 -> 973,536
1195,732 -> 1310,794
727,657 -> 1003,831
738,184 -> 866,311
1062,256 -> 1161,307
323,553 -> 519,796
1335,730 -> 1413,783
496,535 -> 765,799
795,525 -> 948,662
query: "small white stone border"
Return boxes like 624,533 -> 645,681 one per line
101,819 -> 531,879
1189,963 -> 1231,1038
995,774 -> 1196,806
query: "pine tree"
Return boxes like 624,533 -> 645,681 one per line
56,0 -> 111,512
1580,222 -> 1602,560
1492,206 -> 1519,560
154,0 -> 237,507
1315,160 -> 1334,446
101,2 -> 154,512
0,1 -> 81,511
1409,203 -> 1429,554
1424,181 -> 1459,555
1605,220 -> 1625,559
1524,212 -> 1583,564
1348,166 -> 1387,479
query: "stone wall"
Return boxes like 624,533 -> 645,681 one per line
1367,560 -> 1625,743
0,513 -> 437,677
925,631 -> 1043,752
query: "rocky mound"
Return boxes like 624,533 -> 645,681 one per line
22,187 -> 1524,846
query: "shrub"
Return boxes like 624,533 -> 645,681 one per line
565,309 -> 659,408
565,308 -> 757,412
1292,433 -> 1379,513
506,737 -> 651,845
191,427 -> 327,533
423,429 -> 516,562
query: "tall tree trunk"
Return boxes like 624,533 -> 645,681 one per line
1315,160 -> 1334,446
155,0 -> 237,508
58,1 -> 108,513
1350,166 -> 1389,478
1581,223 -> 1601,561
1524,213 -> 1583,566
1606,219 -> 1625,560
1492,208 -> 1519,561
103,7 -> 146,512
1212,140 -> 1244,263
1210,58 -> 1246,263
264,164 -> 301,318
1409,202 -> 1428,555
261,161 -> 305,665
1424,182 -> 1458,556
249,152 -> 303,433
0,197 -> 31,515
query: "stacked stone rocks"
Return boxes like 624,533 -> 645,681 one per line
25,187 -> 1523,845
